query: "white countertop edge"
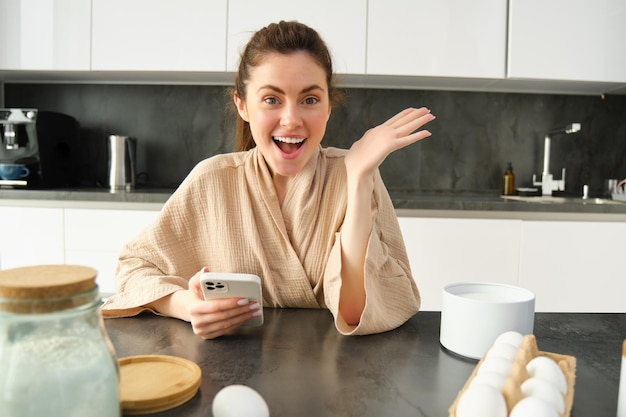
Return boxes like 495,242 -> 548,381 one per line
2,199 -> 625,222
0,198 -> 164,211
395,208 -> 626,222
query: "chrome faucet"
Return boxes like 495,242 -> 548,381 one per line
533,123 -> 581,196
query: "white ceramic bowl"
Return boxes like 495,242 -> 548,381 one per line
440,282 -> 535,360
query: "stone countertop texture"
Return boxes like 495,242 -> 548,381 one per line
105,309 -> 626,417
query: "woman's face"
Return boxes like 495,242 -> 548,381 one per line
234,51 -> 331,178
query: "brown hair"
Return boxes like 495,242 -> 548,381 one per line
229,20 -> 344,152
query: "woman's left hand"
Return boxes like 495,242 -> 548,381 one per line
337,107 -> 435,325
344,107 -> 435,180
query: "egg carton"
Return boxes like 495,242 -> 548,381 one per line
448,334 -> 576,417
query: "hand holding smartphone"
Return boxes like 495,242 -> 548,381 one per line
199,272 -> 263,327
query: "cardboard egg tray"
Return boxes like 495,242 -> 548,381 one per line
448,334 -> 576,417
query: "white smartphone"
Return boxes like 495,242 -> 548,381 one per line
199,272 -> 263,327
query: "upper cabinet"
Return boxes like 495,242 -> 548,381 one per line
0,0 -> 91,70
367,0 -> 507,79
226,0 -> 366,74
508,0 -> 626,83
91,0 -> 227,71
1,0 -> 625,94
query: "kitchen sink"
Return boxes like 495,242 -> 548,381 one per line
501,195 -> 625,205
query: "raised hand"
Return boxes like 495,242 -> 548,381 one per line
344,107 -> 435,180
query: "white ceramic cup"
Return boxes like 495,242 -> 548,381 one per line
440,282 -> 535,360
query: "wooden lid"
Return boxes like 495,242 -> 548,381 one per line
119,355 -> 202,415
0,265 -> 96,299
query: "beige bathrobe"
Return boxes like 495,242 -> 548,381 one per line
102,146 -> 420,335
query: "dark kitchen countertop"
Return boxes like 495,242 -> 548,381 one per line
390,191 -> 626,215
105,309 -> 626,417
0,187 -> 174,210
0,187 -> 174,204
2,188 -> 626,217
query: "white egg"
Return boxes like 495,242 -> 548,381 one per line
212,385 -> 270,417
521,377 -> 565,414
526,356 -> 568,394
456,384 -> 507,417
477,356 -> 514,376
510,396 -> 560,417
486,342 -> 519,362
469,371 -> 507,391
493,331 -> 525,348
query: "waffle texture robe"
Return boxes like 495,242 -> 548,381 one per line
102,146 -> 420,335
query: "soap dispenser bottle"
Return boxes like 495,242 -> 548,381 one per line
502,162 -> 515,196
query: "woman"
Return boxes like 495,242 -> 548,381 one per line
102,21 -> 435,338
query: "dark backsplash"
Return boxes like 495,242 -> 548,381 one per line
5,83 -> 626,196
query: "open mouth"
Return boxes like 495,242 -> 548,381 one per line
273,136 -> 306,155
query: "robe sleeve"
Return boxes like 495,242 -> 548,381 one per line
101,170 -> 210,318
323,171 -> 421,335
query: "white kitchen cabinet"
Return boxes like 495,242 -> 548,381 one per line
0,206 -> 65,269
519,220 -> 626,313
508,0 -> 626,83
367,0 -> 507,79
398,217 -> 522,311
91,0 -> 227,71
0,0 -> 91,70
226,0 -> 366,74
64,208 -> 160,295
400,215 -> 626,313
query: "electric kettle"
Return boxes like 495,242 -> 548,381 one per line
108,135 -> 136,193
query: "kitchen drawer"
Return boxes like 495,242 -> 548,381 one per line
64,208 -> 159,252
398,216 -> 522,311
64,208 -> 160,294
0,206 -> 65,269
519,220 -> 626,312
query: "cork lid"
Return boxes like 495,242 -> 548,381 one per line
0,265 -> 97,313
0,265 -> 97,298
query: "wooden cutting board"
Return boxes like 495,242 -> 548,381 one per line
118,355 -> 202,415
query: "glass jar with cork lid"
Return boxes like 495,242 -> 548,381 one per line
0,265 -> 120,417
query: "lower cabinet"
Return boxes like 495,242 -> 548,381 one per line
399,216 -> 626,313
0,206 -> 65,269
519,220 -> 626,313
64,208 -> 160,295
0,205 -> 160,295
398,217 -> 522,311
2,203 -> 623,312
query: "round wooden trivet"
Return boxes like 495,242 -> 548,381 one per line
118,354 -> 202,415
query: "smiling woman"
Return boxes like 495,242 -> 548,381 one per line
233,50 -> 331,186
102,20 -> 435,339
